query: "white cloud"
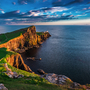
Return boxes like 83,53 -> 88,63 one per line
50,7 -> 68,13
1,11 -> 5,14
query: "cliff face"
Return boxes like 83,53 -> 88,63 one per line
0,26 -> 51,51
6,54 -> 33,72
0,26 -> 51,73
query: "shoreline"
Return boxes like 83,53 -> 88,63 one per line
0,25 -> 90,89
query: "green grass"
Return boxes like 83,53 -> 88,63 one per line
0,62 -> 85,90
36,32 -> 44,36
0,47 -> 66,90
0,64 -> 6,72
0,34 -> 7,43
0,29 -> 26,44
0,48 -> 17,63
0,63 -> 68,90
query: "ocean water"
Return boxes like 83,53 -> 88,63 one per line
0,25 -> 90,84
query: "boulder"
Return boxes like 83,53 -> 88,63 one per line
37,69 -> 45,74
0,84 -> 8,90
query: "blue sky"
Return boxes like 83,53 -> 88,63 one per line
0,0 -> 90,25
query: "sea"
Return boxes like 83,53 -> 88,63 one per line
0,25 -> 90,84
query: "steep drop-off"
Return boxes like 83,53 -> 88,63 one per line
0,26 -> 51,52
0,25 -> 51,72
6,53 -> 33,72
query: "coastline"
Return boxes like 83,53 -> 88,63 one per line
0,25 -> 90,90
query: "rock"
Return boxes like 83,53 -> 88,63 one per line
37,69 -> 45,74
18,74 -> 24,78
6,54 -> 32,73
4,64 -> 24,79
17,49 -> 26,53
8,74 -> 13,78
72,82 -> 81,88
41,73 -> 73,85
33,45 -> 39,48
0,84 -> 8,90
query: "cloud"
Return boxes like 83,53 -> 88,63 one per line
52,0 -> 84,7
0,0 -> 90,25
1,11 -> 5,14
40,7 -> 68,13
0,10 -> 20,18
64,0 -> 84,6
52,0 -> 63,7
0,8 -> 5,14
12,2 -> 16,5
0,8 -> 4,11
18,0 -> 36,4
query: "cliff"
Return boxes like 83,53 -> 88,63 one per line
0,26 -> 51,52
0,25 -> 51,72
6,53 -> 33,73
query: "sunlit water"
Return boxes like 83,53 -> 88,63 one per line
1,25 -> 90,84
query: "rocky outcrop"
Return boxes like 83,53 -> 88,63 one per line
0,84 -> 8,90
37,69 -> 45,74
4,63 -> 24,79
41,73 -> 73,85
0,26 -> 51,52
41,73 -> 85,89
6,54 -> 33,73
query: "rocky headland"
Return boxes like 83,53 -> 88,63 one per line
0,25 -> 51,73
0,26 -> 51,52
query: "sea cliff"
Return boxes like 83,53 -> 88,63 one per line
0,26 -> 51,52
0,25 -> 51,72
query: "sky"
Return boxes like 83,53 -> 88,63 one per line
0,0 -> 90,25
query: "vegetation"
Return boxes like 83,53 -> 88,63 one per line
0,48 -> 17,63
0,29 -> 26,44
0,62 -> 67,90
36,32 -> 44,36
0,47 -> 84,90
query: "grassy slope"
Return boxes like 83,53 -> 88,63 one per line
0,48 -> 17,63
0,28 -> 26,44
0,48 -> 68,90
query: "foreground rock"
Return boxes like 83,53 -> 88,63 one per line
41,73 -> 84,89
4,63 -> 24,79
41,73 -> 72,84
0,84 -> 8,90
37,69 -> 45,74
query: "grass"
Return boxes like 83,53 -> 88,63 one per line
0,47 -> 66,90
0,63 -> 68,90
36,32 -> 44,36
0,28 -> 26,44
0,48 -> 74,90
0,61 -> 85,90
0,48 -> 17,63
0,26 -> 46,44
0,34 -> 7,43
